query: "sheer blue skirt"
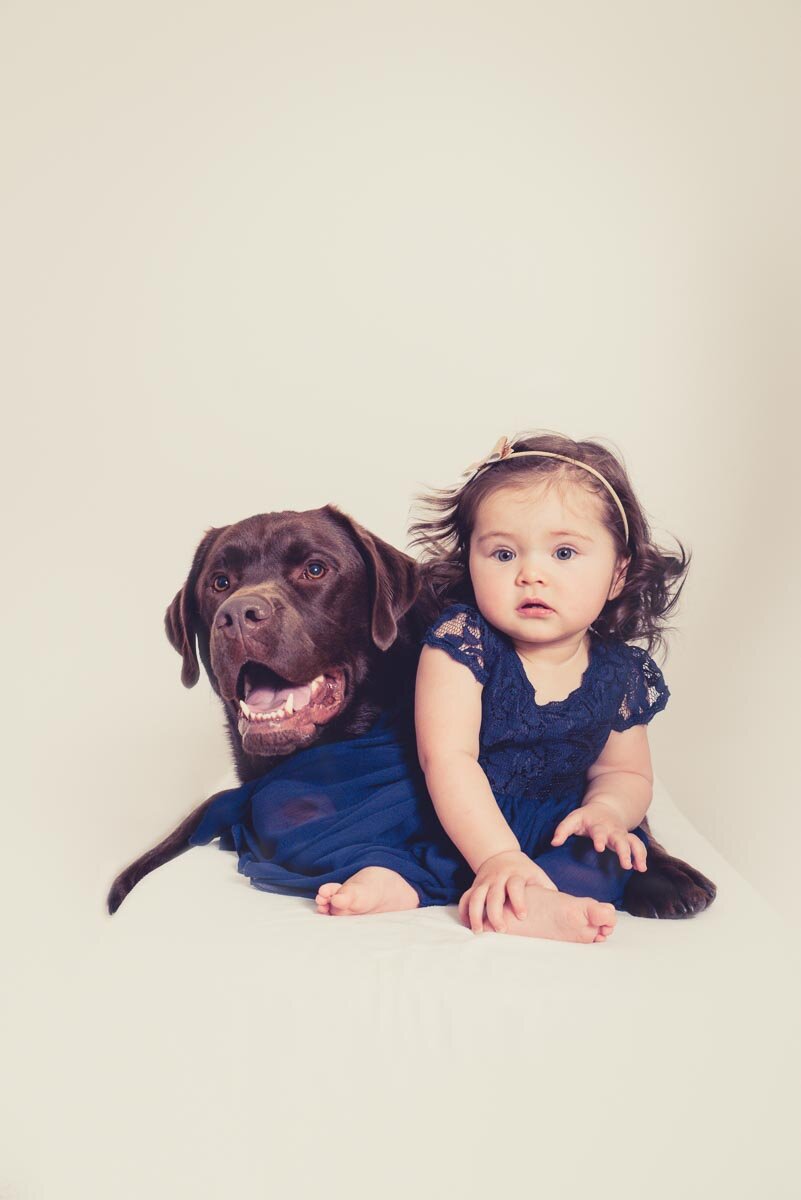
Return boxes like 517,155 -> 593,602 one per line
189,715 -> 644,909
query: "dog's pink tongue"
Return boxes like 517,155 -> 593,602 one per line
245,683 -> 313,712
245,685 -> 278,711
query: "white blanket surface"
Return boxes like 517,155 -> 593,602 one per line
4,781 -> 799,1200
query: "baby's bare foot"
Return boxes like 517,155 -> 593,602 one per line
469,886 -> 617,943
315,867 -> 419,916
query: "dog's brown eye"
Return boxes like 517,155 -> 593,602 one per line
212,574 -> 230,592
303,561 -> 326,580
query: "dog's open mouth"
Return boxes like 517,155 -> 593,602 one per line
234,662 -> 347,738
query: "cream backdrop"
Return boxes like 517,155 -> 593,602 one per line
5,0 -> 799,916
5,4 -> 801,1197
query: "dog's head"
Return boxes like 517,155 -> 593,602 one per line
165,506 -> 422,777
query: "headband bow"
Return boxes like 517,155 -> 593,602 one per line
464,436 -> 514,477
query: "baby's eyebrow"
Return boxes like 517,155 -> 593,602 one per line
475,530 -> 515,544
550,529 -> 594,542
475,529 -> 596,545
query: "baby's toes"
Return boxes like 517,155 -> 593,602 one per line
329,884 -> 357,912
587,900 -> 616,930
315,882 -> 341,913
585,903 -> 616,942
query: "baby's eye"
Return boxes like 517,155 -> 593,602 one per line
492,548 -> 516,563
554,546 -> 577,561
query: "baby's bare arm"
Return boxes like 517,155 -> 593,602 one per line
415,645 -> 518,872
417,647 -> 560,931
552,726 -> 654,870
584,725 -> 653,828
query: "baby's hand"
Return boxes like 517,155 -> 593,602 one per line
551,801 -> 648,872
458,850 -> 557,935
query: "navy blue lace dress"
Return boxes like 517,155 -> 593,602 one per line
417,603 -> 670,906
189,603 -> 669,909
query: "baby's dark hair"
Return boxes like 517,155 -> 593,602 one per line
409,432 -> 689,656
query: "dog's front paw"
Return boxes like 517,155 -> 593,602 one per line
622,856 -> 716,919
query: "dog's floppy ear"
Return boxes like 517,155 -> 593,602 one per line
164,527 -> 222,687
327,506 -> 420,651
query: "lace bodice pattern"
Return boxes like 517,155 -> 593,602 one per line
422,603 -> 669,803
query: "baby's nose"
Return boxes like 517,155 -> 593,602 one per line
516,557 -> 548,585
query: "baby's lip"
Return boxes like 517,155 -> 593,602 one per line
518,598 -> 554,612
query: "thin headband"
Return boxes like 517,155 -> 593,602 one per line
466,437 -> 630,547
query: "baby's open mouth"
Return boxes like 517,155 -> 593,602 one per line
235,663 -> 346,734
519,600 -> 554,613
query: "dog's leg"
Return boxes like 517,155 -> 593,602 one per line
107,793 -> 226,915
621,838 -> 717,918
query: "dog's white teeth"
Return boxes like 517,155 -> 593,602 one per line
238,699 -> 295,724
310,675 -> 325,698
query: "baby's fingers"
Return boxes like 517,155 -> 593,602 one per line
589,823 -> 613,855
551,812 -> 581,846
506,876 -> 528,921
467,884 -> 490,935
630,834 -> 648,872
607,830 -> 634,869
485,883 -> 509,933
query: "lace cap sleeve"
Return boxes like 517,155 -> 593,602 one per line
612,646 -> 670,732
422,604 -> 489,685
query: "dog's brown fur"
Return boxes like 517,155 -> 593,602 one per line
108,505 -> 715,918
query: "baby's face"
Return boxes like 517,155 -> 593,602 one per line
468,480 -> 626,651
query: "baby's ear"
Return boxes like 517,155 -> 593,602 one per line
609,557 -> 630,601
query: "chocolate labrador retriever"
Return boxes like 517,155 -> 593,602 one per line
107,505 -> 715,918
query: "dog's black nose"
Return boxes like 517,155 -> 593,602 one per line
215,591 -> 282,637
